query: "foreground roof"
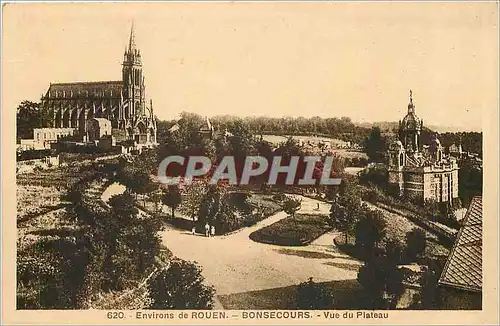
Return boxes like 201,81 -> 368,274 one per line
438,197 -> 482,292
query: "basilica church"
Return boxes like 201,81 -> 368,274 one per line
40,24 -> 157,146
387,91 -> 459,204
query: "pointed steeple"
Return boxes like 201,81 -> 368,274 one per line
408,89 -> 415,114
129,20 -> 136,52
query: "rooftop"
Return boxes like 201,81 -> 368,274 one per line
438,196 -> 482,292
44,81 -> 123,99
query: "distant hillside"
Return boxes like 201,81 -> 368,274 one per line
355,121 -> 481,133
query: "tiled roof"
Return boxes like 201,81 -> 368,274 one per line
438,197 -> 482,292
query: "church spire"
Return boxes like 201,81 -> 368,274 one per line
129,21 -> 136,52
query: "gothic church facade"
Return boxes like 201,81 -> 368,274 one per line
40,24 -> 157,145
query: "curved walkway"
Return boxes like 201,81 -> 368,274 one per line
158,195 -> 362,308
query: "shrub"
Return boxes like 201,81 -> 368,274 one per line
384,238 -> 406,265
357,259 -> 405,309
355,209 -> 387,256
282,196 -> 302,218
148,259 -> 215,309
359,165 -> 388,188
293,278 -> 335,309
405,229 -> 427,261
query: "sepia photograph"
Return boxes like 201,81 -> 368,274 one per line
2,1 -> 498,325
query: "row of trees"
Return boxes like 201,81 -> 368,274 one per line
159,114 -> 346,193
157,113 -> 371,146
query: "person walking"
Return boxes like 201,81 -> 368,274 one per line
210,225 -> 216,237
205,223 -> 210,237
191,225 -> 196,235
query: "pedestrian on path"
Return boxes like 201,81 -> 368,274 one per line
191,225 -> 196,235
205,223 -> 210,237
210,225 -> 216,237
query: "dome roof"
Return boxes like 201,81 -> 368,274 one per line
400,90 -> 422,131
401,112 -> 422,130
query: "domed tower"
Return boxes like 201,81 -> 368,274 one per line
399,90 -> 423,153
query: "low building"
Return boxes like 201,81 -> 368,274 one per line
438,196 -> 482,310
387,91 -> 460,204
19,128 -> 76,150
86,118 -> 112,142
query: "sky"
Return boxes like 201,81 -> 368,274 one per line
2,2 -> 498,131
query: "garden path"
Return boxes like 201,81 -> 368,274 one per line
158,195 -> 363,308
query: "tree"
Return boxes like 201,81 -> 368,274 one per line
357,259 -> 405,309
294,277 -> 335,309
213,197 -> 239,234
458,160 -> 482,207
16,100 -> 51,141
182,181 -> 209,221
405,229 -> 427,261
127,171 -> 158,205
357,261 -> 386,308
418,258 -> 443,309
150,192 -> 163,213
362,127 -> 387,163
355,209 -> 387,255
148,259 -> 215,309
282,196 -> 302,218
329,187 -> 363,244
384,238 -> 405,265
161,185 -> 183,218
108,191 -> 139,221
198,185 -> 222,226
358,165 -> 388,188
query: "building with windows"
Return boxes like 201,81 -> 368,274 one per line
387,91 -> 459,204
19,128 -> 76,150
40,23 -> 157,146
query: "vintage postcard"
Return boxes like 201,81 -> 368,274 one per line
2,1 -> 499,325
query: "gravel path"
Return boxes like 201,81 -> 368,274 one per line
159,195 -> 363,308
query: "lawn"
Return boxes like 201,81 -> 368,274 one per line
17,185 -> 66,223
217,279 -> 369,310
364,203 -> 450,258
249,213 -> 332,246
17,207 -> 81,255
